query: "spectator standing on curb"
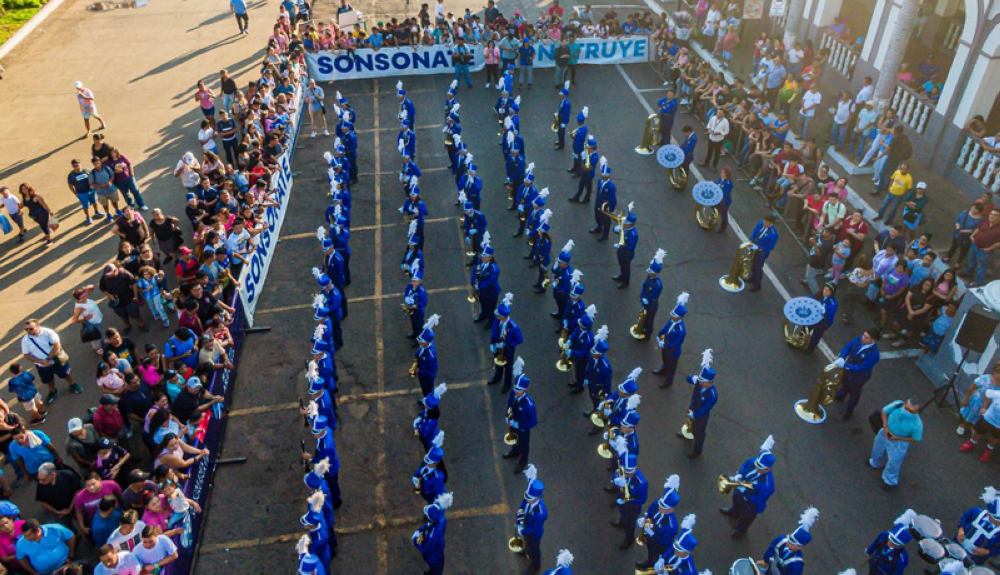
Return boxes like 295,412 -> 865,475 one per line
67,159 -> 99,224
148,209 -> 184,264
20,319 -> 81,403
499,30 -> 518,73
20,184 -> 54,246
944,201 -> 985,266
453,37 -> 473,89
173,153 -> 202,196
0,186 -> 26,243
99,264 -> 148,335
553,39 -> 569,88
517,37 -> 533,89
874,163 -> 913,225
797,84 -> 821,140
108,149 -> 148,212
36,463 -> 82,519
873,125 -> 912,196
303,79 -> 329,139
830,91 -> 852,150
963,208 -> 1000,287
870,399 -> 922,490
90,157 -> 122,224
75,81 -> 107,136
567,36 -> 581,85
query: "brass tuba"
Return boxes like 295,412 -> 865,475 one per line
600,203 -> 628,244
597,425 -> 620,459
629,308 -> 648,340
635,113 -> 661,155
696,205 -> 719,229
719,242 -> 756,293
509,509 -> 526,552
717,474 -> 756,495
783,318 -> 813,349
794,364 -> 845,423
551,112 -> 560,133
668,165 -> 688,189
494,348 -> 508,367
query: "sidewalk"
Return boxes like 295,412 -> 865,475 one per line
0,0 -> 272,522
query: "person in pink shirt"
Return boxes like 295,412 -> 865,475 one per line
73,474 -> 124,538
194,81 -> 217,131
0,516 -> 24,571
75,81 -> 107,136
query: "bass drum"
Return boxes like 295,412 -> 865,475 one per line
918,538 -> 946,565
730,557 -> 761,575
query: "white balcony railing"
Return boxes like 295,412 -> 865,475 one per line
956,136 -> 1000,193
819,30 -> 858,80
944,19 -> 963,51
891,83 -> 935,134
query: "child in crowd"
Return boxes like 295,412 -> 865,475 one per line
7,363 -> 46,425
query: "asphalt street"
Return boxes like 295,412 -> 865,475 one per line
195,62 -> 994,575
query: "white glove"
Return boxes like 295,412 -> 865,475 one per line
412,476 -> 420,487
733,474 -> 743,482
560,123 -> 566,128
603,431 -> 609,440
636,517 -> 645,528
510,421 -> 519,429
835,358 -> 846,368
398,206 -> 404,213
613,225 -> 622,233
404,296 -> 415,305
401,264 -> 408,271
645,525 -> 655,536
413,416 -> 421,429
658,340 -> 665,349
469,228 -> 477,235
613,476 -> 626,487
465,236 -> 471,244
399,173 -> 405,182
517,525 -> 524,536
614,244 -> 621,249
490,344 -> 497,353
687,410 -> 693,418
412,529 -> 421,542
518,205 -> 524,213
655,558 -> 666,574
642,298 -> 649,306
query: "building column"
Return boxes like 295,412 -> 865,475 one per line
874,0 -> 921,109
783,0 -> 807,48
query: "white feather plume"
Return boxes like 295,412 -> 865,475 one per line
311,267 -> 322,281
514,95 -> 521,106
411,261 -> 420,277
396,80 -> 403,91
458,191 -> 468,205
435,492 -> 454,510
760,434 -> 775,452
296,534 -> 310,555
408,219 -> 418,238
571,269 -> 583,285
506,131 -> 514,145
432,430 -> 445,448
677,292 -> 690,306
839,570 -> 857,575
627,394 -> 641,411
540,209 -> 553,224
681,514 -> 696,530
983,486 -> 999,505
799,507 -> 820,531
526,162 -> 535,175
538,187 -> 550,199
585,304 -> 597,319
334,137 -> 342,150
563,81 -> 570,91
513,357 -> 525,377
581,106 -> 589,118
323,151 -> 333,163
307,401 -> 319,418
524,463 -> 538,483
409,177 -> 419,190
628,367 -> 642,382
434,383 -> 447,399
312,294 -> 325,310
336,90 -> 343,101
701,349 -> 714,369
653,249 -> 666,265
316,226 -> 327,243
308,491 -> 325,512
453,134 -> 462,145
314,458 -> 331,477
312,323 -> 326,340
893,509 -> 916,526
611,435 -> 627,455
424,314 -> 440,331
451,102 -> 460,114
557,549 -> 574,567
665,474 -> 680,491
449,79 -> 458,90
599,155 -> 607,168
306,360 -> 318,381
502,292 -> 514,308
504,116 -> 512,129
398,139 -> 405,154
562,239 -> 575,253
596,324 -> 609,341
627,201 -> 635,213
483,230 -> 492,248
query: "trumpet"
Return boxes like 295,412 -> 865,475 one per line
551,112 -> 560,133
591,398 -> 611,428
518,209 -> 527,223
444,134 -> 454,147
601,203 -> 628,245
555,343 -> 573,372
409,359 -> 418,379
629,308 -> 648,340
414,475 -> 423,494
415,529 -> 425,545
668,165 -> 688,189
619,465 -> 633,502
540,269 -> 551,289
636,517 -> 653,546
783,318 -> 813,349
635,113 -> 661,155
679,415 -> 694,440
467,289 -> 479,304
494,347 -> 508,367
401,302 -> 416,316
509,509 -> 526,552
717,474 -> 756,495
597,425 -> 620,459
583,151 -> 593,171
506,181 -> 516,202
719,242 -> 756,293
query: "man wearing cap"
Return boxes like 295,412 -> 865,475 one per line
517,466 -> 548,574
747,214 -> 779,292
609,453 -> 648,551
834,330 -> 881,419
300,500 -> 332,570
75,81 -> 107,135
170,376 -> 222,423
955,487 -> 1000,565
570,136 -> 598,203
175,247 -> 199,286
489,294 -> 524,393
569,107 -> 589,176
413,493 -> 451,575
636,475 -> 680,570
555,82 -> 572,150
759,508 -> 819,575
613,206 -> 639,288
401,223 -> 425,279
65,417 -> 100,472
654,293 -> 688,387
462,198 -> 488,266
504,359 -> 537,474
472,241 -> 502,326
591,158 -> 617,240
865,511 -> 913,575
721,436 -> 776,538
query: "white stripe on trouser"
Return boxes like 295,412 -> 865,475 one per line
869,429 -> 910,486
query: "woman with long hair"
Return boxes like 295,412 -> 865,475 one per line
18,183 -> 52,246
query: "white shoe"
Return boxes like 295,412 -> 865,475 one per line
958,425 -> 966,436
485,82 -> 490,88
323,129 -> 330,136
311,131 -> 317,138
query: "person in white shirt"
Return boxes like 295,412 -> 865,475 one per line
173,152 -> 202,194
703,6 -> 721,36
831,91 -> 853,150
0,185 -> 25,241
21,319 -> 80,402
131,527 -> 179,570
197,120 -> 217,154
786,42 -> 804,76
106,512 -> 146,553
434,0 -> 445,23
851,100 -> 880,161
798,86 -> 822,140
95,545 -> 143,575
700,109 -> 730,169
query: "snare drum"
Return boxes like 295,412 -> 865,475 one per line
970,567 -> 995,575
912,514 -> 944,540
729,557 -> 762,575
918,538 -> 946,564
939,559 -> 970,575
946,542 -> 968,562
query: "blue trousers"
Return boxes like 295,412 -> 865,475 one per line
869,429 -> 910,486
967,244 -> 994,285
831,122 -> 848,148
877,193 -> 904,223
454,65 -> 471,86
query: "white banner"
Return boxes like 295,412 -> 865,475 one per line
306,36 -> 651,82
237,85 -> 304,327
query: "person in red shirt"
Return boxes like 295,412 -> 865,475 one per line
93,395 -> 125,440
964,209 -> 1000,286
838,210 -> 869,268
174,247 -> 199,286
548,0 -> 563,20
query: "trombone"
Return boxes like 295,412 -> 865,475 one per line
600,203 -> 627,245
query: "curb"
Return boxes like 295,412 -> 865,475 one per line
0,0 -> 71,61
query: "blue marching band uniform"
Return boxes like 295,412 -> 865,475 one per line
566,304 -> 597,394
515,464 -> 549,573
760,507 -> 819,575
636,249 -> 665,339
654,292 -> 689,387
569,106 -> 589,176
721,435 -> 777,538
655,514 -> 699,575
613,203 -> 639,288
504,358 -> 538,473
413,492 -> 452,575
590,157 -> 617,239
637,475 -> 681,570
530,206 -> 554,293
514,164 -> 539,237
747,215 -> 779,292
472,233 -> 502,326
571,136 -> 599,203
551,240 -> 575,323
866,510 -> 915,575
657,90 -> 678,146
584,326 -> 613,414
555,82 -> 572,150
489,293 -> 525,393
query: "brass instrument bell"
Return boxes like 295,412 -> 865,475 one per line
794,364 -> 845,423
504,428 -> 518,446
696,206 -> 720,229
629,308 -> 648,340
555,345 -> 573,372
678,415 -> 694,440
408,359 -> 418,379
668,166 -> 688,189
635,113 -> 661,155
508,534 -> 525,553
783,319 -> 813,349
636,517 -> 653,546
494,349 -> 508,367
597,426 -> 619,459
719,242 -> 755,293
717,474 -> 755,495
551,112 -> 559,133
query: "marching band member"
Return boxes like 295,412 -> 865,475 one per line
414,315 -> 440,397
716,167 -> 734,234
300,506 -> 331,573
747,214 -> 779,292
517,465 -> 549,575
865,510 -> 914,575
336,117 -> 358,184
461,193 -> 488,267
636,475 -> 680,571
637,250 -> 665,339
513,164 -> 538,234
313,268 -> 344,351
336,91 -> 356,125
332,140 -> 352,195
584,325 -> 612,416
303,458 -> 336,540
721,435 -> 777,538
458,159 -> 483,211
305,362 -> 337,432
297,533 -> 323,575
414,383 -> 447,453
401,184 -> 428,252
495,86 -> 513,124
308,314 -> 334,383
598,367 -> 640,435
398,116 -> 416,160
318,227 -> 347,320
401,221 -> 425,279
490,293 -> 525,393
502,64 -> 515,94
525,190 -> 549,260
508,95 -> 522,135
412,431 -> 447,503
567,305 -> 596,394
399,145 -> 422,195
555,82 -> 572,150
833,330 -> 881,420
657,89 -> 678,146
304,414 -> 342,509
655,515 -> 698,575
569,106 -> 589,176
617,396 -> 641,461
613,203 -> 639,288
551,240 -> 574,321
504,358 -> 538,474
955,486 -> 1000,564
544,549 -> 575,575
453,143 -> 469,190
397,81 -> 416,126
506,134 -> 527,190
472,233 -> 502,326
570,135 -> 598,204
331,205 -> 351,286
403,262 -> 427,342
444,107 -> 460,175
591,157 -> 616,239
562,271 -> 585,335
804,283 -> 838,355
531,210 -> 554,293
654,293 -> 689,387
310,339 -> 338,398
679,126 -> 697,178
680,349 -> 715,458
609,450 -> 648,551
759,507 -> 819,575
413,492 -> 452,575
443,80 -> 458,120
